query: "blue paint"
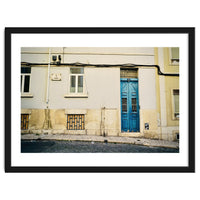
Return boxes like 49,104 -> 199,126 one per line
121,78 -> 139,132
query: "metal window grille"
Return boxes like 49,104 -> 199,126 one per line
132,98 -> 137,112
21,114 -> 29,130
120,69 -> 138,78
67,114 -> 85,130
122,98 -> 127,112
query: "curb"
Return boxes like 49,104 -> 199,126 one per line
21,134 -> 179,149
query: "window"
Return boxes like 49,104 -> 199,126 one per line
170,47 -> 179,64
21,67 -> 31,94
67,114 -> 85,130
21,114 -> 29,130
173,89 -> 179,119
176,133 -> 179,140
70,68 -> 84,93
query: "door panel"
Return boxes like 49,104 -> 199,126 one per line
121,78 -> 139,132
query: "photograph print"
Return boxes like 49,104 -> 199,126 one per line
5,28 -> 195,172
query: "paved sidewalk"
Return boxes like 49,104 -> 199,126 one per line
21,133 -> 179,149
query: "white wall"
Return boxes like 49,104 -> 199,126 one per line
21,66 -> 121,110
138,68 -> 157,110
21,47 -> 156,110
21,67 -> 47,109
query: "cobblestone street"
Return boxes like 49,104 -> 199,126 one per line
21,134 -> 179,153
21,139 -> 179,153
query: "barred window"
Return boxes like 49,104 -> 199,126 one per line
132,98 -> 137,112
120,69 -> 138,78
67,114 -> 85,130
21,114 -> 29,130
122,98 -> 127,112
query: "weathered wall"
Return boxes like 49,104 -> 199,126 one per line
21,47 -> 179,140
21,108 -> 121,136
165,76 -> 179,126
21,67 -> 47,109
138,68 -> 158,138
21,47 -> 155,65
155,47 -> 179,140
21,67 -> 121,110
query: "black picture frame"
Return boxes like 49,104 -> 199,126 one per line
5,27 -> 195,173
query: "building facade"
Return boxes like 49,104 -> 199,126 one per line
21,47 -> 179,141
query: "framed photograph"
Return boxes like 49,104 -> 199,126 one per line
5,27 -> 195,172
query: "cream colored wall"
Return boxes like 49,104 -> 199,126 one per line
21,67 -> 121,110
21,47 -> 155,65
138,68 -> 156,110
21,47 -> 179,140
21,67 -> 47,109
138,68 -> 158,138
21,47 -> 156,137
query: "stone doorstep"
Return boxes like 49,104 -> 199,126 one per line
21,133 -> 179,149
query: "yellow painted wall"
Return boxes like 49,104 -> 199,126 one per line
163,47 -> 179,73
140,109 -> 159,139
29,109 -> 45,130
165,77 -> 179,126
163,47 -> 179,127
50,109 -> 66,129
154,47 -> 179,139
154,48 -> 161,121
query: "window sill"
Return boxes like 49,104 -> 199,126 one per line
169,60 -> 179,66
21,94 -> 33,98
172,117 -> 179,121
169,63 -> 179,66
64,94 -> 88,98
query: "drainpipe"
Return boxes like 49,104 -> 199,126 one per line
43,48 -> 52,130
46,48 -> 51,105
100,107 -> 106,137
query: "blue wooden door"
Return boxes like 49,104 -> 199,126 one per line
121,78 -> 139,132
